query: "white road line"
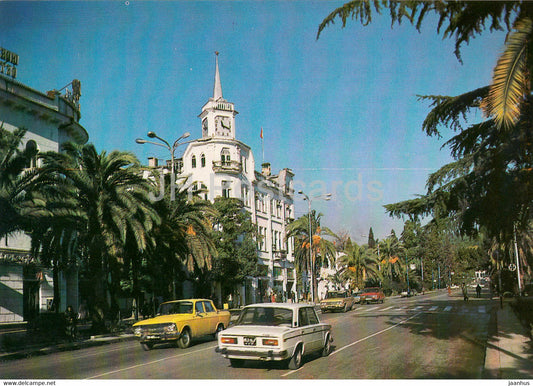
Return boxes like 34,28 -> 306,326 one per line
358,306 -> 379,313
379,306 -> 394,311
85,344 -> 217,379
282,312 -> 423,377
444,306 -> 452,312
478,306 -> 486,313
429,306 -> 438,311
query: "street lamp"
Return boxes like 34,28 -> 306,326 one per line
135,131 -> 190,178
135,130 -> 191,300
298,190 -> 331,304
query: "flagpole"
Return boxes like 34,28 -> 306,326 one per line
260,127 -> 264,164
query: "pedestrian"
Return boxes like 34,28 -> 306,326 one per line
461,282 -> 469,301
476,284 -> 481,298
65,305 -> 78,340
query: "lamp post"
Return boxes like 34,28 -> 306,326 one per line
136,130 -> 191,299
297,190 -> 331,304
136,131 -> 190,178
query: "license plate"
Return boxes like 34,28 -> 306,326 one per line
244,336 -> 256,346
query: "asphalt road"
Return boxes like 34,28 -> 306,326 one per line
0,289 -> 493,379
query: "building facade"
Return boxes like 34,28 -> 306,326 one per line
0,56 -> 87,323
174,54 -> 296,305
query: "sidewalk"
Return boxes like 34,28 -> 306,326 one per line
483,299 -> 533,379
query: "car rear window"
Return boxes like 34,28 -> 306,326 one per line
237,307 -> 293,326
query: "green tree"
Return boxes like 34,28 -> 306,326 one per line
317,1 -> 532,243
0,127 -> 38,238
339,238 -> 380,290
287,210 -> 337,301
35,142 -> 159,329
211,197 -> 258,304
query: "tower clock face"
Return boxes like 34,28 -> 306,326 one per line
202,118 -> 208,135
215,115 -> 231,131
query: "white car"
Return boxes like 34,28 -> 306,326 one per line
216,303 -> 333,369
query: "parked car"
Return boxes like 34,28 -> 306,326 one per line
353,291 -> 362,304
360,287 -> 385,304
216,303 -> 333,369
320,290 -> 355,312
133,299 -> 230,351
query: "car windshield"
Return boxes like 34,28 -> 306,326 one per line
237,307 -> 293,327
158,301 -> 193,315
326,292 -> 345,299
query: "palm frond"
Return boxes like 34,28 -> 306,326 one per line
481,17 -> 533,130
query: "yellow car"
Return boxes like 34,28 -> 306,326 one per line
133,299 -> 231,351
320,291 -> 354,313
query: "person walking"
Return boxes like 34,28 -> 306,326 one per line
65,305 -> 78,340
461,282 -> 469,301
476,284 -> 482,298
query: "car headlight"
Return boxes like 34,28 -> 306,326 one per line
133,326 -> 142,335
164,324 -> 177,333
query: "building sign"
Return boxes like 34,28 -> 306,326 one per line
0,47 -> 18,79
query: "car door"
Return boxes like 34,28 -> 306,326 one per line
192,300 -> 208,336
201,300 -> 219,334
298,307 -> 320,352
305,307 -> 323,351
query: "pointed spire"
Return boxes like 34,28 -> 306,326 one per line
213,51 -> 223,101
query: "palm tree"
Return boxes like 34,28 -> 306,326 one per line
378,235 -> 405,283
144,174 -> 218,301
287,210 -> 337,302
317,1 -> 533,129
34,142 -> 159,328
338,239 -> 380,291
0,127 -> 38,238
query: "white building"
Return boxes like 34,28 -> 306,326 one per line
172,54 -> 296,304
0,47 -> 87,323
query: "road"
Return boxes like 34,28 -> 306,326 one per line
0,289 -> 494,379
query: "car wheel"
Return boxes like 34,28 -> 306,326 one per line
213,324 -> 224,339
177,328 -> 192,349
230,358 -> 244,368
141,342 -> 153,351
288,346 -> 303,370
322,335 -> 331,357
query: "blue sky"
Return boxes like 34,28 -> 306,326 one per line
1,1 -> 507,243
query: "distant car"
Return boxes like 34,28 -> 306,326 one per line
360,287 -> 385,304
133,299 -> 230,351
353,291 -> 362,304
401,289 -> 418,297
216,303 -> 333,369
320,290 -> 355,312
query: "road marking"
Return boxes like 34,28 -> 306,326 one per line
444,306 -> 452,312
84,344 -> 218,379
282,312 -> 423,377
429,306 -> 438,311
478,306 -> 486,313
379,306 -> 394,311
358,306 -> 379,313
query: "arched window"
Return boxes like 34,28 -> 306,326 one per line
201,153 -> 206,167
25,140 -> 38,169
221,148 -> 230,166
191,155 -> 197,168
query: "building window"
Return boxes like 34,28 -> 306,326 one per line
222,180 -> 231,198
25,140 -> 38,169
191,155 -> 197,168
221,148 -> 231,166
201,154 -> 206,167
